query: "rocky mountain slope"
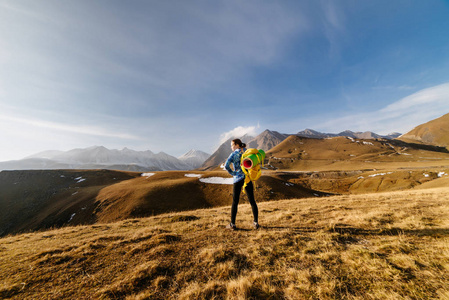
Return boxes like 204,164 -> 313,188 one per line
201,134 -> 255,170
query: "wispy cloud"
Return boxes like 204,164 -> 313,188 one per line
219,124 -> 261,144
315,82 -> 449,134
0,114 -> 139,140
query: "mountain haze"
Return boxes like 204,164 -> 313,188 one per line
178,149 -> 211,169
0,146 -> 207,171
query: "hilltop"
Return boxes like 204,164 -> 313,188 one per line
1,187 -> 448,299
266,135 -> 449,171
399,112 -> 449,149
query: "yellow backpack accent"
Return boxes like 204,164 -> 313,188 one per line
240,149 -> 265,192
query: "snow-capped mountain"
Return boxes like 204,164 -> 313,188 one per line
0,146 -> 196,171
178,149 -> 211,169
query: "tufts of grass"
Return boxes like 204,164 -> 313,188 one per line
168,215 -> 201,222
1,188 -> 449,299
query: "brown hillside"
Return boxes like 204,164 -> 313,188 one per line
0,170 -> 139,237
0,170 -> 329,236
266,135 -> 449,171
399,112 -> 449,148
89,170 -> 328,223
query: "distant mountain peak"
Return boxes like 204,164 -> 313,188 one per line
2,146 -> 194,171
297,129 -> 401,140
178,149 -> 211,169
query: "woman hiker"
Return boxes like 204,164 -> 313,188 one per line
224,139 -> 259,230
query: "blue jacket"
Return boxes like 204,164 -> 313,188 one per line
225,148 -> 246,183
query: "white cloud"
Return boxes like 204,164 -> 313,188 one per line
219,125 -> 260,144
0,114 -> 139,140
315,82 -> 449,134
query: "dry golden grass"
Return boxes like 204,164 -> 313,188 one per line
1,187 -> 449,299
266,135 -> 449,172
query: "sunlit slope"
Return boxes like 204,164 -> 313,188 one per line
1,188 -> 448,299
93,171 -> 326,223
399,112 -> 449,148
286,169 -> 449,195
266,135 -> 449,171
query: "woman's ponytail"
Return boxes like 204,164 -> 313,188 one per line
232,139 -> 246,149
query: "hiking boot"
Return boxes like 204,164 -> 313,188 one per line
253,222 -> 260,230
226,223 -> 237,230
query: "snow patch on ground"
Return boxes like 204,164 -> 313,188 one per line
185,174 -> 202,178
199,177 -> 233,185
74,176 -> 86,183
141,173 -> 155,178
423,173 -> 430,178
368,172 -> 393,177
363,141 -> 374,146
438,172 -> 448,177
68,213 -> 76,222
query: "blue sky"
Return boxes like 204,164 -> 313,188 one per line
1,0 -> 449,161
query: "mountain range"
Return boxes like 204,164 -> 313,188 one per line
2,112 -> 448,172
0,147 -> 210,172
200,129 -> 402,170
296,129 -> 401,140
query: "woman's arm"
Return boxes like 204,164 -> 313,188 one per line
225,153 -> 237,176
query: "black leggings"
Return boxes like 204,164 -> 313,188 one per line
231,180 -> 258,224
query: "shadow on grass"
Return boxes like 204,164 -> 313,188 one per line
330,225 -> 449,237
262,225 -> 449,237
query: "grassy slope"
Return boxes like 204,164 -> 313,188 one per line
1,187 -> 448,299
399,112 -> 449,148
266,136 -> 449,171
